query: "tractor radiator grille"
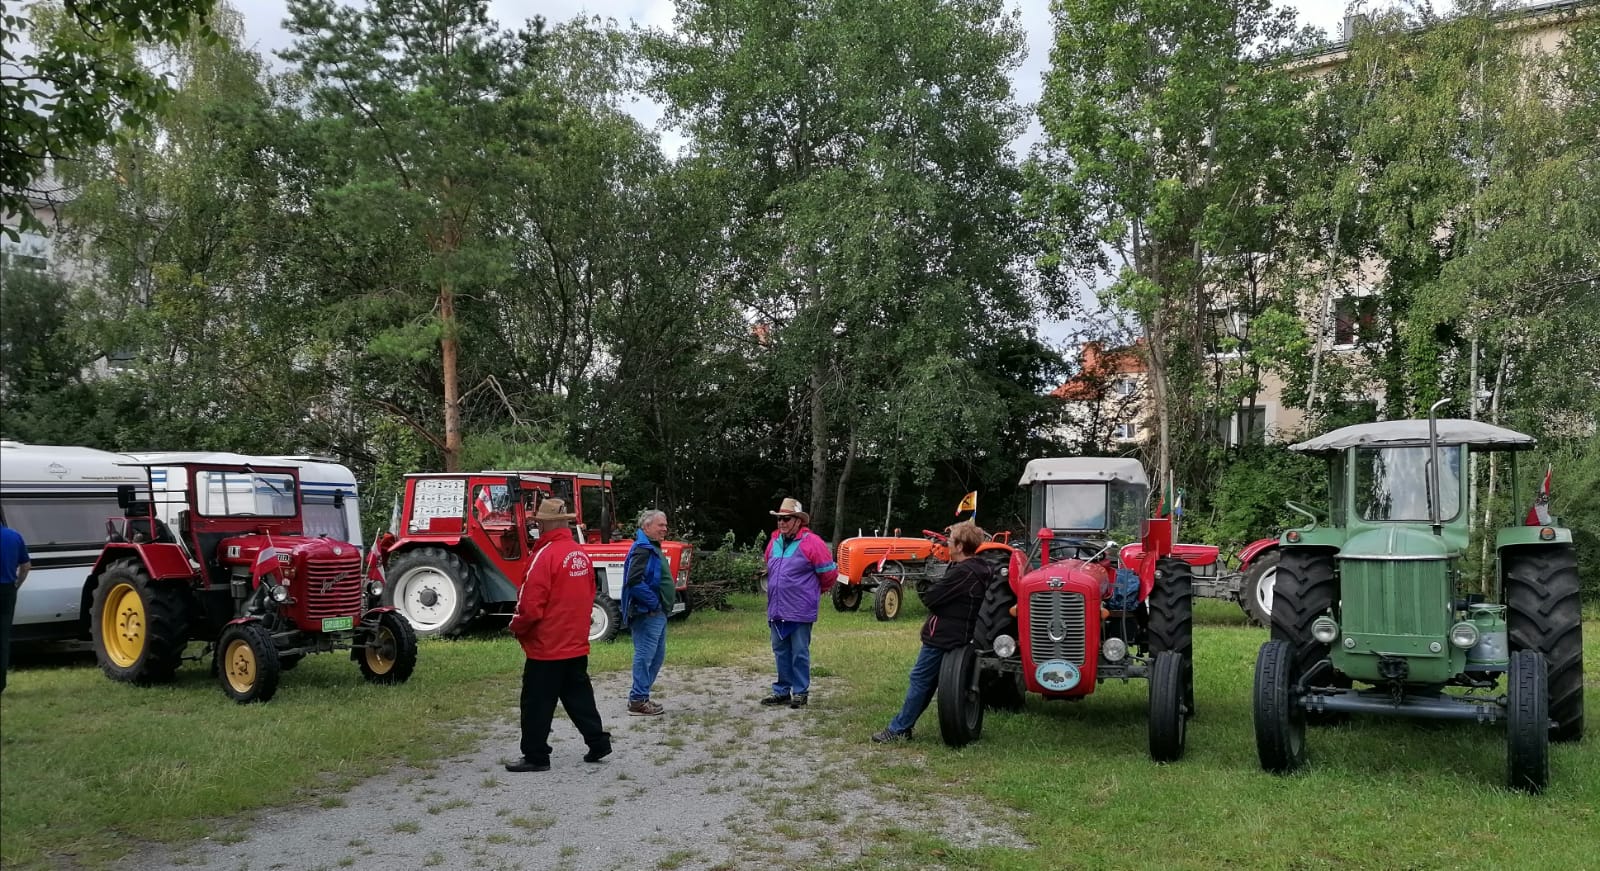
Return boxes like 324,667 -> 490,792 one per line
1028,591 -> 1087,664
1338,557 -> 1452,638
300,553 -> 364,620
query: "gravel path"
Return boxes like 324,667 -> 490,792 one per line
141,667 -> 1030,871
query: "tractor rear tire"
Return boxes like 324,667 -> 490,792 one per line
1147,557 -> 1194,715
1253,639 -> 1307,775
872,580 -> 903,621
832,583 -> 862,612
1503,545 -> 1583,743
937,646 -> 983,748
217,622 -> 281,704
1241,550 -> 1279,628
91,561 -> 190,685
384,547 -> 479,638
590,594 -> 623,643
1148,650 -> 1190,763
973,580 -> 1019,652
1506,649 -> 1549,793
1269,548 -> 1338,680
359,610 -> 419,685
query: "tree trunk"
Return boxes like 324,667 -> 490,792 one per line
832,427 -> 857,544
440,278 -> 462,472
809,366 -> 829,528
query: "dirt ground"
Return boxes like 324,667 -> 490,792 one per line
138,667 -> 1030,871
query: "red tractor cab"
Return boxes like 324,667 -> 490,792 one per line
375,471 -> 691,641
88,460 -> 417,703
937,458 -> 1194,762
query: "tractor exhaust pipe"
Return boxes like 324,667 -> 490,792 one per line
1427,398 -> 1449,536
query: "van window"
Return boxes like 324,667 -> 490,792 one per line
303,500 -> 352,543
0,496 -> 121,548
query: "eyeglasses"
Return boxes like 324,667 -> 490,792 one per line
776,516 -> 798,522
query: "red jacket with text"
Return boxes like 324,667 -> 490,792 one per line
509,534 -> 595,661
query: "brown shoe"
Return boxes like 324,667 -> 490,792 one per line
627,699 -> 664,716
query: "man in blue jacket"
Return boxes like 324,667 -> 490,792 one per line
0,508 -> 32,695
621,509 -> 673,715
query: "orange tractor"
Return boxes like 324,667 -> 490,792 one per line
832,528 -> 1013,620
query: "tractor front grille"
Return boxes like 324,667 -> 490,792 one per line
299,552 -> 364,620
1028,591 -> 1087,664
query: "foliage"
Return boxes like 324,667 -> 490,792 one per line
682,531 -> 766,609
1180,443 -> 1326,552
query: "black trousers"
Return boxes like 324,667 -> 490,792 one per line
520,655 -> 608,763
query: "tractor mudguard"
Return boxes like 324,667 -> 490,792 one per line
224,615 -> 264,627
1495,525 -> 1572,550
1237,538 -> 1279,570
90,542 -> 194,582
1279,527 -> 1343,549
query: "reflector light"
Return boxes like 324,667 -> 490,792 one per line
1540,527 -> 1555,541
1286,530 -> 1302,543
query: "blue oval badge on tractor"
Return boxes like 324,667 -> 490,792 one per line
1036,659 -> 1081,692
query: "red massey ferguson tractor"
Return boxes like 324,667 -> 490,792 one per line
937,458 -> 1195,763
88,460 -> 417,704
374,471 -> 692,641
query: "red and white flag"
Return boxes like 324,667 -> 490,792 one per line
1524,464 -> 1553,526
475,487 -> 495,517
255,545 -> 280,570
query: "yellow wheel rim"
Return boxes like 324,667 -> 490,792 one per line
885,588 -> 900,617
101,583 -> 146,668
364,626 -> 396,675
224,638 -> 258,694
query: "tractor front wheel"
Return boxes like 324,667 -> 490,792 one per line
1241,550 -> 1279,628
937,646 -> 984,748
832,583 -> 862,612
1148,650 -> 1190,763
1503,544 -> 1583,743
383,547 -> 479,638
217,622 -> 281,704
590,594 -> 623,643
1253,639 -> 1307,774
359,610 -> 419,685
872,580 -> 903,621
91,561 -> 190,685
1506,649 -> 1549,793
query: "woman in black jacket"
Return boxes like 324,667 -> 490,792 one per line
871,521 -> 994,743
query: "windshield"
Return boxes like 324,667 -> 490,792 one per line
1032,480 -> 1147,535
195,471 -> 298,518
1355,446 -> 1463,522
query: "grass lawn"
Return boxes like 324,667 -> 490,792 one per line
1,596 -> 1596,869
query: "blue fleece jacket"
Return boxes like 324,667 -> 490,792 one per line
619,529 -> 668,627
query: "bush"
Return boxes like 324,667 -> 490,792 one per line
684,532 -> 765,612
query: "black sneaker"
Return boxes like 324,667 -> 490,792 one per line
584,733 -> 613,763
505,758 -> 551,772
759,693 -> 792,707
788,693 -> 809,709
871,728 -> 912,743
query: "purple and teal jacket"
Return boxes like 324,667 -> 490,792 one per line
764,527 -> 838,623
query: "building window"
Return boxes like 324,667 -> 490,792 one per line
0,231 -> 51,271
1236,406 -> 1267,445
1333,296 -> 1380,346
1114,422 -> 1138,440
1114,378 -> 1137,397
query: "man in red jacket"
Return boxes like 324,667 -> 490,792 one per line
506,498 -> 611,772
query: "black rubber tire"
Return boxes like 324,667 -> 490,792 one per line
217,622 -> 282,704
1241,550 -> 1279,628
872,580 -> 903,622
359,610 -> 419,685
590,594 -> 623,643
1506,649 -> 1549,793
979,669 -> 1027,712
1503,545 -> 1583,743
90,561 -> 191,685
937,646 -> 984,748
1253,639 -> 1307,774
1147,557 -> 1194,715
1148,650 -> 1190,763
973,580 -> 1019,651
832,583 -> 862,612
382,547 -> 479,638
1269,548 -> 1338,680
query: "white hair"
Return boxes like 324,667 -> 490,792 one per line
637,509 -> 666,527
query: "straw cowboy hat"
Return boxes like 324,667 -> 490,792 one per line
530,497 -> 577,522
769,497 -> 809,525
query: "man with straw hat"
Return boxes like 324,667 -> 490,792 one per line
760,498 -> 837,709
505,498 -> 612,772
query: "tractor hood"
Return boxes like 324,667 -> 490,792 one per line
1338,526 -> 1457,560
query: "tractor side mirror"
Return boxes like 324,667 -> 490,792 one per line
117,485 -> 137,510
505,476 -> 521,495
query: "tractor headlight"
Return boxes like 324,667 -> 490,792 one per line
365,579 -> 384,598
1449,621 -> 1480,650
271,584 -> 290,604
1311,616 -> 1339,644
993,634 -> 1017,659
1102,637 -> 1127,662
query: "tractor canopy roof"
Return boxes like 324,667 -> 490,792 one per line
1017,457 -> 1147,486
1290,419 -> 1536,455
121,451 -> 302,472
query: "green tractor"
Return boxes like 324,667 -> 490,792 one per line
1254,404 -> 1583,792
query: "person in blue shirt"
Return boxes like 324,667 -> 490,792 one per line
620,510 -> 674,716
0,508 -> 33,695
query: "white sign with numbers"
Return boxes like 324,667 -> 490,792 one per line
410,478 -> 466,530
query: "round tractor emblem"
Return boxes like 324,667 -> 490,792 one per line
1035,659 -> 1081,692
333,546 -> 344,557
1048,617 -> 1069,642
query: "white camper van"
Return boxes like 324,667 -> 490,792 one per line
0,442 -> 362,643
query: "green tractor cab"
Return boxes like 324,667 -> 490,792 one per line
1253,406 -> 1582,792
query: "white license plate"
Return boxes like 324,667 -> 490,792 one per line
321,616 -> 354,632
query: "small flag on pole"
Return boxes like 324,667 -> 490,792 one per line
1524,464 -> 1553,526
956,491 -> 977,515
475,487 -> 495,517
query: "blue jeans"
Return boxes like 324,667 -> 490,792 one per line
770,621 -> 814,696
629,611 -> 668,702
888,644 -> 944,734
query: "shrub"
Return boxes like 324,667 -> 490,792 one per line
684,532 -> 765,611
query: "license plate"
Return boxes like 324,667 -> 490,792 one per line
321,616 -> 354,632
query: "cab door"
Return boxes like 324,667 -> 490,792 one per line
466,481 -> 526,584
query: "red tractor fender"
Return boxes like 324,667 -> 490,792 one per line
225,614 -> 263,628
1236,537 -> 1279,570
90,542 -> 196,583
